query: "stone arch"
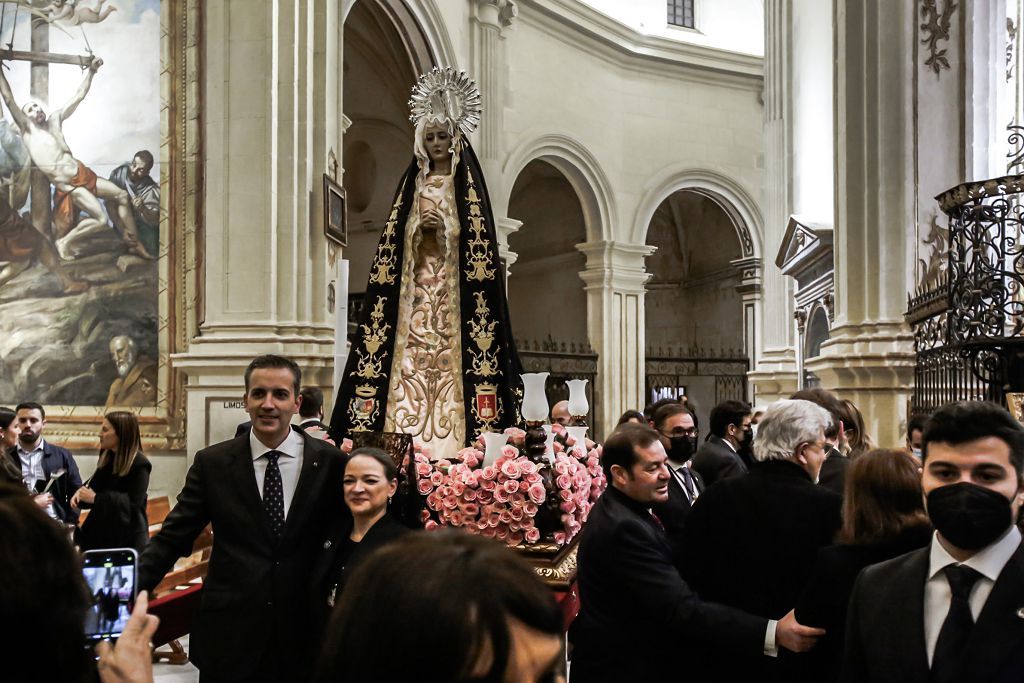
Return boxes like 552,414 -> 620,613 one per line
632,167 -> 763,260
342,0 -> 458,71
502,132 -> 615,243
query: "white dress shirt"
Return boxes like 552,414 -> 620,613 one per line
666,458 -> 699,502
17,439 -> 56,519
249,428 -> 305,519
924,525 -> 1022,664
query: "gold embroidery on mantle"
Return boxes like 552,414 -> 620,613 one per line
370,180 -> 405,285
467,291 -> 500,378
352,296 -> 390,380
348,384 -> 379,431
471,382 -> 501,434
463,175 -> 495,282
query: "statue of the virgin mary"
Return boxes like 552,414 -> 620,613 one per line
330,68 -> 522,460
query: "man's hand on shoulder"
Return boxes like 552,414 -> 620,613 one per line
775,609 -> 825,653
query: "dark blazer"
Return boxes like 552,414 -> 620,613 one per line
794,524 -> 933,682
6,441 -> 83,524
652,463 -> 704,568
692,435 -> 748,488
842,538 -> 1024,683
139,427 -> 347,681
818,446 -> 849,497
233,421 -> 251,438
310,513 -> 409,630
299,419 -> 331,433
681,459 -> 842,680
570,486 -> 768,683
76,452 -> 152,553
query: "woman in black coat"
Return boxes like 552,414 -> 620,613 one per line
311,447 -> 409,629
72,411 -> 151,553
794,448 -> 932,682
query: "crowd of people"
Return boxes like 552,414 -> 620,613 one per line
2,355 -> 1023,683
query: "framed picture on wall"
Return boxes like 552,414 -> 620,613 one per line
324,174 -> 347,246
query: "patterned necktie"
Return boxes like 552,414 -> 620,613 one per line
263,450 -> 285,537
930,564 -> 983,683
678,466 -> 695,502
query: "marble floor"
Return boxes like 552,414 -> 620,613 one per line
153,637 -> 198,682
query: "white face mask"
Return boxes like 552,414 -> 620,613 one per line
750,424 -> 758,438
911,447 -> 922,460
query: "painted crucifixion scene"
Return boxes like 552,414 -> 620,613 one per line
0,0 -> 160,407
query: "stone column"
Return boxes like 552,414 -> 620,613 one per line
730,256 -> 763,372
496,216 -> 522,280
578,240 -> 654,438
749,0 -> 798,404
173,0 -> 340,459
805,0 -> 916,447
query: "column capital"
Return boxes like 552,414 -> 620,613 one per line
472,0 -> 518,33
730,256 -> 762,296
577,240 -> 655,293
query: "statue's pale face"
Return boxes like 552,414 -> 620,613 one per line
422,123 -> 452,166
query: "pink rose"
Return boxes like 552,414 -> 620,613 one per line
450,510 -> 465,526
524,501 -> 539,516
508,531 -> 524,546
553,441 -> 564,454
463,488 -> 478,502
496,528 -> 509,541
555,461 -> 569,475
560,500 -> 577,514
425,520 -> 439,531
553,531 -> 567,545
489,513 -> 501,528
417,479 -> 434,496
503,480 -> 519,494
415,461 -> 432,477
436,459 -> 451,469
518,480 -> 531,492
430,471 -> 444,486
510,506 -> 523,521
481,527 -> 496,538
420,509 -> 431,523
559,489 -> 572,502
451,481 -> 466,496
565,434 -> 576,447
477,490 -> 493,504
482,466 -> 498,481
556,474 -> 572,490
510,492 -> 526,506
340,438 -> 354,453
443,495 -> 458,509
552,423 -> 567,436
525,527 -> 541,543
494,487 -> 510,503
481,478 -> 496,492
462,503 -> 480,517
499,509 -> 513,524
503,427 -> 527,445
527,483 -> 546,505
525,472 -> 542,485
500,459 -> 522,479
501,444 -> 518,459
477,518 -> 489,531
463,453 -> 480,468
520,460 -> 537,475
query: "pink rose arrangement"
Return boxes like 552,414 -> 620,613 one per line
414,427 -> 606,547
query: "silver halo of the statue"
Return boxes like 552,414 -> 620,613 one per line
408,66 -> 482,137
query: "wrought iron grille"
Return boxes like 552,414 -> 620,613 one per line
516,337 -> 598,432
909,174 -> 1024,414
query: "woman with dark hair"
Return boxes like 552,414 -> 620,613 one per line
310,447 -> 408,628
794,449 -> 932,681
836,398 -> 873,459
315,530 -> 564,683
615,409 -> 646,427
72,411 -> 151,552
0,407 -> 23,485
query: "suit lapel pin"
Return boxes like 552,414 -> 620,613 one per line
313,459 -> 320,468
1016,607 -> 1024,619
323,540 -> 332,550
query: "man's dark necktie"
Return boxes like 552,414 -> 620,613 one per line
678,467 -> 695,502
930,564 -> 983,683
263,450 -> 285,537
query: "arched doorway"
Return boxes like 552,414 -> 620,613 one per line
643,190 -> 749,430
507,159 -> 595,422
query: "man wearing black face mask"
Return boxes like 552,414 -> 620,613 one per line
651,402 -> 703,567
693,400 -> 753,487
842,400 -> 1024,683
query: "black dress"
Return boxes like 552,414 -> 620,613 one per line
310,513 -> 409,629
76,453 -> 152,553
794,523 -> 933,682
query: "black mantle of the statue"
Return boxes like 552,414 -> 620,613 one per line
330,142 -> 524,444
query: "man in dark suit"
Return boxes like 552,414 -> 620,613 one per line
651,402 -> 704,565
6,401 -> 82,524
139,355 -> 347,682
843,401 -> 1024,683
682,398 -> 842,681
693,399 -> 752,487
297,386 -> 331,435
791,388 -> 849,496
570,423 -> 824,683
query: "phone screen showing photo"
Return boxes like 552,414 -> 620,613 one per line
82,549 -> 138,644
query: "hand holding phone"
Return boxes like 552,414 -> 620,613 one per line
96,590 -> 159,683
